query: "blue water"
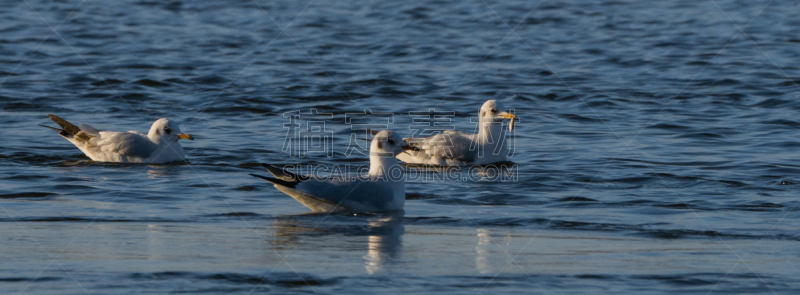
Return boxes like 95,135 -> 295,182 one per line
2,0 -> 800,293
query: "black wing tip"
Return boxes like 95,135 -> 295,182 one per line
249,173 -> 276,183
250,173 -> 298,188
260,163 -> 283,176
262,163 -> 286,172
260,163 -> 310,182
47,114 -> 81,136
38,124 -> 61,131
39,124 -> 70,137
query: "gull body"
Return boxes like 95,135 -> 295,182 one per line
40,114 -> 194,164
251,130 -> 416,213
397,100 -> 519,166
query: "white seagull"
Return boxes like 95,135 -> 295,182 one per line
40,114 -> 194,163
397,100 -> 519,166
250,130 -> 418,213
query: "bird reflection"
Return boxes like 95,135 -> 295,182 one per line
476,228 -> 492,274
146,166 -> 169,178
475,228 -> 513,274
364,217 -> 404,274
271,213 -> 404,274
146,164 -> 190,178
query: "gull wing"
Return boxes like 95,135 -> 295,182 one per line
87,131 -> 158,158
79,124 -> 101,136
250,164 -> 361,206
292,178 -> 396,212
250,168 -> 346,210
404,130 -> 477,162
251,164 -> 394,212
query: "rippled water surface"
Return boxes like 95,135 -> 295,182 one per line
2,0 -> 800,293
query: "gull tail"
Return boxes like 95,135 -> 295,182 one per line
39,124 -> 64,132
47,114 -> 81,136
44,114 -> 94,142
39,123 -> 72,138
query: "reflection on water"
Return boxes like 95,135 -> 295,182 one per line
476,228 -> 513,274
271,214 -> 404,274
364,217 -> 403,274
476,228 -> 492,274
145,164 -> 191,178
146,224 -> 164,261
147,167 -> 169,178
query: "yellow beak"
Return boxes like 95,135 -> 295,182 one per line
178,133 -> 194,140
498,112 -> 518,121
498,112 -> 518,132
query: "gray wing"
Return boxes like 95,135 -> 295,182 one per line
295,178 -> 395,210
405,130 -> 477,162
88,131 -> 158,158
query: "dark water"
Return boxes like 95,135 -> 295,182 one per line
2,0 -> 800,293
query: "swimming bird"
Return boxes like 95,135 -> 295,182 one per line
397,100 -> 519,166
250,130 -> 418,213
39,114 -> 194,163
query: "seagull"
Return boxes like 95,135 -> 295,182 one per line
250,130 -> 418,213
39,114 -> 194,163
397,100 -> 519,166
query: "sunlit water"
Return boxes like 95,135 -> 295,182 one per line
2,0 -> 800,293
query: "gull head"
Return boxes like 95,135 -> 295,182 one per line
148,118 -> 194,143
479,100 -> 519,132
369,130 -> 418,157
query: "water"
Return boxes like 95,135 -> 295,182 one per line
2,0 -> 800,293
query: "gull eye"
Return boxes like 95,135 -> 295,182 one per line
388,139 -> 395,145
490,109 -> 496,113
164,127 -> 172,135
